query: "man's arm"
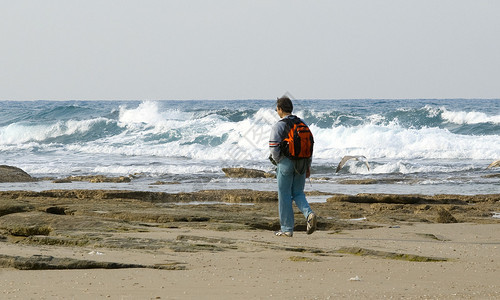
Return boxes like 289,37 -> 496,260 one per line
269,121 -> 286,164
306,157 -> 312,178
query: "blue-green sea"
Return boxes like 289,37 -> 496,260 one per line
1,99 -> 499,195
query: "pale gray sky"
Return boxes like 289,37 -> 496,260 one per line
1,0 -> 499,100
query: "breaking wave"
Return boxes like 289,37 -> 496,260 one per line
1,99 -> 499,177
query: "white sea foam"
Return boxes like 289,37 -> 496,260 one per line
426,106 -> 500,124
350,161 -> 411,175
118,101 -> 195,128
2,100 -> 499,184
6,112 -> 497,165
310,123 -> 500,161
0,117 -> 109,145
119,101 -> 165,125
93,164 -> 221,176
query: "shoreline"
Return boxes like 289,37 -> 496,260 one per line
3,164 -> 500,196
1,188 -> 499,298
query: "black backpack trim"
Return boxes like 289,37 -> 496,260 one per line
279,116 -> 314,160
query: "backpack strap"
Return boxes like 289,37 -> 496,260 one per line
279,115 -> 303,158
279,115 -> 300,137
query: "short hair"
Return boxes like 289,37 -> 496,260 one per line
277,96 -> 293,113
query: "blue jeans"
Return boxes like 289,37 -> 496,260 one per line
277,157 -> 313,233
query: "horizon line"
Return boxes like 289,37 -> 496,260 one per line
2,97 -> 500,102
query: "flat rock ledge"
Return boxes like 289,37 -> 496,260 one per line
222,167 -> 275,178
0,254 -> 184,270
337,247 -> 447,262
53,175 -> 131,183
0,165 -> 35,183
0,189 -> 278,203
328,193 -> 500,205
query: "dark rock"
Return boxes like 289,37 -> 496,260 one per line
0,254 -> 184,270
436,208 -> 458,223
482,173 -> 500,178
60,175 -> 132,183
0,204 -> 31,217
338,178 -> 411,185
45,206 -> 67,215
7,225 -> 52,237
149,181 -> 181,185
327,193 -> 471,205
222,167 -> 275,178
0,165 -> 35,182
176,234 -> 236,244
53,178 -> 73,183
337,247 -> 447,262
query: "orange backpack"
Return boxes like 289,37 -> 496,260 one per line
280,116 -> 314,159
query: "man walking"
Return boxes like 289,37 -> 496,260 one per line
269,96 -> 317,237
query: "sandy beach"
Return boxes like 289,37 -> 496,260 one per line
0,189 -> 499,299
2,0 -> 500,298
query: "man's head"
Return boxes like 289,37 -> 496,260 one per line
276,96 -> 293,114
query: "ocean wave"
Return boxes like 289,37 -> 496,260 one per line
34,104 -> 95,121
310,123 -> 500,161
299,104 -> 500,136
425,105 -> 500,125
0,117 -> 118,145
118,101 -> 194,127
441,108 -> 500,125
1,100 -> 499,180
2,101 -> 499,162
40,119 -> 496,163
337,160 -> 483,175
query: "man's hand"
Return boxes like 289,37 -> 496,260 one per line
269,154 -> 277,166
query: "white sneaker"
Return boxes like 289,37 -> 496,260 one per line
306,213 -> 317,235
275,231 -> 293,237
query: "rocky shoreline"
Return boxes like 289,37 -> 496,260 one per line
1,165 -> 500,299
1,165 -> 499,254
1,186 -> 499,298
1,189 -> 498,257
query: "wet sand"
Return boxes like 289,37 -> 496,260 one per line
1,189 -> 499,299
